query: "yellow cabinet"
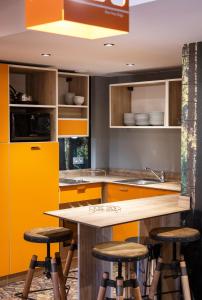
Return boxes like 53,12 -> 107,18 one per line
0,64 -> 9,143
58,119 -> 88,137
107,183 -> 177,241
0,144 -> 9,277
60,183 -> 102,204
9,142 -> 59,274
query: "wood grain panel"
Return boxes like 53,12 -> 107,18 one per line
78,224 -> 112,300
169,80 -> 182,126
110,86 -> 131,126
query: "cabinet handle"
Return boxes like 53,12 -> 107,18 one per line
31,146 -> 41,150
77,186 -> 86,192
119,187 -> 128,192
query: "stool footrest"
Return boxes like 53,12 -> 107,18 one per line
15,285 -> 70,300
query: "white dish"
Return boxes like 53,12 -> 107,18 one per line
74,96 -> 85,105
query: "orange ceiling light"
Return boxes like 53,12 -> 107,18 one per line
26,0 -> 129,39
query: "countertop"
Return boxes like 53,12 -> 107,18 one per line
46,194 -> 189,228
59,175 -> 181,192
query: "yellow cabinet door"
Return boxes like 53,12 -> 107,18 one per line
59,183 -> 102,204
107,183 -> 177,241
0,144 -> 9,277
0,64 -> 9,143
9,142 -> 59,274
58,119 -> 88,136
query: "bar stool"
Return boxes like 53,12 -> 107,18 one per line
148,227 -> 200,300
126,236 -> 161,297
92,241 -> 148,300
18,226 -> 77,300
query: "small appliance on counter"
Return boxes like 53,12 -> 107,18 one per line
10,109 -> 51,142
9,85 -> 38,105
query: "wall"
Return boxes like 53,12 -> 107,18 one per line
91,76 -> 110,169
109,128 -> 181,171
91,68 -> 182,172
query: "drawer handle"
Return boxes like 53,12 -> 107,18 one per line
119,187 -> 128,192
77,186 -> 86,192
31,146 -> 41,150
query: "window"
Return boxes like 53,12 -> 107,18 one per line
59,137 -> 91,170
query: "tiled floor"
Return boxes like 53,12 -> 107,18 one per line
0,269 -> 78,300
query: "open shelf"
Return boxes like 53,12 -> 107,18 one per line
58,72 -> 89,137
9,104 -> 56,108
110,79 -> 182,129
9,65 -> 57,106
8,65 -> 57,142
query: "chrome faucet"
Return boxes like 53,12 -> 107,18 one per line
145,167 -> 165,183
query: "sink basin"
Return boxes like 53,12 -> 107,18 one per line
114,178 -> 161,185
59,178 -> 89,185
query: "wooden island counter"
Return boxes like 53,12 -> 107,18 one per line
46,194 -> 190,300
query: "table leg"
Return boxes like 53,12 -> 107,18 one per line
78,224 -> 112,300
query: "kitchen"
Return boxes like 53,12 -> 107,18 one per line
0,0 -> 202,300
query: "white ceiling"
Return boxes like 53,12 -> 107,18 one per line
0,0 -> 202,75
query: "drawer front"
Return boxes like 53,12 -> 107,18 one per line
107,183 -> 177,241
60,183 -> 102,204
107,183 -> 177,202
58,119 -> 88,136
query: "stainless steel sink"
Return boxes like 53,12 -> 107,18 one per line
59,178 -> 89,184
114,178 -> 160,185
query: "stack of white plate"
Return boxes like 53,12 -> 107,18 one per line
124,113 -> 135,126
149,111 -> 164,126
134,113 -> 149,126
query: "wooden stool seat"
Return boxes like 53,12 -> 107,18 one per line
150,226 -> 200,243
24,226 -> 73,243
92,241 -> 148,262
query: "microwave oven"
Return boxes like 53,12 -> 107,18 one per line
10,111 -> 51,142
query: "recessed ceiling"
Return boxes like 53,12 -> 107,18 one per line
0,0 -> 202,75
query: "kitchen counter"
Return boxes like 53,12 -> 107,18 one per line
47,194 -> 189,228
46,194 -> 189,300
59,175 -> 181,192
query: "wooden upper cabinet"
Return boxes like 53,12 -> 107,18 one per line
109,79 -> 182,129
58,72 -> 89,137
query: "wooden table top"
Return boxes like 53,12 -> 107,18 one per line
45,194 -> 190,228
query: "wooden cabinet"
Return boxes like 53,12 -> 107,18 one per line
106,183 -> 178,241
58,72 -> 89,137
109,79 -> 182,129
9,142 -> 59,274
59,183 -> 102,204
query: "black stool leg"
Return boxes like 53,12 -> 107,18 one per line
180,255 -> 191,300
148,257 -> 163,300
97,272 -> 109,300
22,255 -> 37,299
116,262 -> 124,300
51,258 -> 61,300
55,252 -> 67,300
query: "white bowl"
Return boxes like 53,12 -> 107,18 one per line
124,120 -> 136,126
74,96 -> 85,105
135,113 -> 149,120
64,92 -> 75,105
